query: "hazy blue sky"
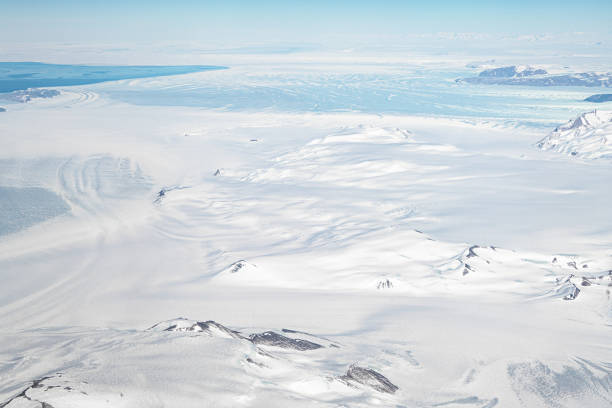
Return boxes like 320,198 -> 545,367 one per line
2,0 -> 611,47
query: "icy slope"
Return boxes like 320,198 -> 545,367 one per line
1,82 -> 612,407
537,110 -> 612,159
2,313 -> 611,408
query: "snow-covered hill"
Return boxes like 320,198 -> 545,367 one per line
537,110 -> 612,159
1,68 -> 612,407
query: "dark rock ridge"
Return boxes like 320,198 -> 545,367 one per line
153,185 -> 189,203
245,357 -> 266,367
458,68 -> 612,87
249,331 -> 323,350
0,375 -> 57,408
460,246 -> 482,276
148,318 -> 245,339
150,318 -> 326,350
0,107 -> 5,112
554,270 -> 611,301
192,320 -> 245,339
341,364 -> 398,394
228,260 -> 248,273
377,279 -> 393,289
281,328 -> 340,347
460,245 -> 492,276
466,245 -> 480,258
585,94 -> 612,103
462,263 -> 474,276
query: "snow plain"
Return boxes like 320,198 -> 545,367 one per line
0,61 -> 611,407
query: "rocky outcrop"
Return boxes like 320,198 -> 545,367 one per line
148,318 -> 245,339
377,279 -> 393,289
458,68 -> 611,87
340,364 -> 398,394
584,94 -> 612,103
249,331 -> 323,350
0,376 -> 57,408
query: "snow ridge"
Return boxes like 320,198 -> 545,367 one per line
537,110 -> 612,159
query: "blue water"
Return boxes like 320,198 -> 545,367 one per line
0,62 -> 227,93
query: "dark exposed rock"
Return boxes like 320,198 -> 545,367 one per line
245,357 -> 266,368
0,376 -> 57,408
148,318 -> 244,339
377,279 -> 393,289
585,94 -> 612,103
563,285 -> 580,300
281,328 -> 303,334
249,331 -> 322,350
341,364 -> 398,394
281,328 -> 339,347
228,260 -> 248,273
458,69 -> 612,87
463,263 -> 474,276
213,169 -> 221,176
281,328 -> 326,339
193,320 -> 245,339
153,185 -> 189,203
0,107 -> 5,112
460,245 -> 490,274
466,245 -> 479,258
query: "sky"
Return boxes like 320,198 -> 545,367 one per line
2,0 -> 612,48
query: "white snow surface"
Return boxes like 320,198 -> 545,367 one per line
0,79 -> 611,407
537,110 -> 612,159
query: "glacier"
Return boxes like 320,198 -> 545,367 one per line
0,56 -> 611,407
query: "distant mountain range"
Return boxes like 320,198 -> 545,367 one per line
458,66 -> 612,87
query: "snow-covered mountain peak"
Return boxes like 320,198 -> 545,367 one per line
147,318 -> 244,339
566,110 -> 612,130
537,110 -> 612,159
